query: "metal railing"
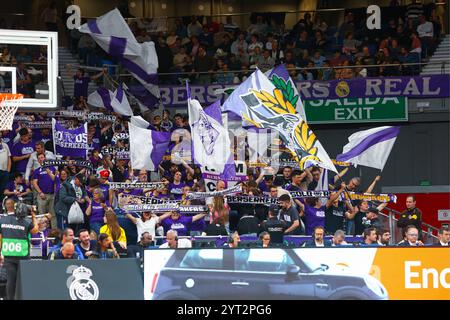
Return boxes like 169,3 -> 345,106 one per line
377,205 -> 439,245
111,60 -> 450,77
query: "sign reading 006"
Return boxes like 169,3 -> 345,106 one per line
1,238 -> 29,257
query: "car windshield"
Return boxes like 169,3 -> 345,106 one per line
292,249 -> 322,272
235,248 -> 296,272
179,249 -> 224,269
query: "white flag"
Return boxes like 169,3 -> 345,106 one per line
129,122 -> 170,171
188,98 -> 231,174
336,126 -> 400,170
131,116 -> 150,129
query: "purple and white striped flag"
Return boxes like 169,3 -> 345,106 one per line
87,87 -> 114,112
88,84 -> 133,116
188,83 -> 235,179
79,8 -> 160,107
111,83 -> 133,116
128,122 -> 170,171
336,126 -> 401,170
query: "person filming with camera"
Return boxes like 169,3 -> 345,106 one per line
0,202 -> 39,300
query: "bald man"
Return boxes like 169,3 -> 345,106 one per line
49,242 -> 80,260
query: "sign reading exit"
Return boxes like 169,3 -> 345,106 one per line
304,97 -> 408,124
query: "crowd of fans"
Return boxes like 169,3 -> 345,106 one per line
0,102 -> 448,265
66,3 -> 445,85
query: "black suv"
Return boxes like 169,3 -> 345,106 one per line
149,248 -> 388,300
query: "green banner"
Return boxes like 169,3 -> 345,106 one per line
304,97 -> 408,124
1,238 -> 29,257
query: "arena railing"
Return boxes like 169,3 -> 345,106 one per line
374,203 -> 439,245
92,60 -> 450,83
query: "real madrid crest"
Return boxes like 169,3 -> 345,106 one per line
66,265 -> 99,300
335,81 -> 350,98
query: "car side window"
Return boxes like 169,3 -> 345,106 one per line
234,249 -> 295,272
179,249 -> 224,270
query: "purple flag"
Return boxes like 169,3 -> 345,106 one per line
52,119 -> 88,159
150,130 -> 171,170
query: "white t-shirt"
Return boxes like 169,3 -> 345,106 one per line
136,216 -> 159,242
417,21 -> 433,38
159,238 -> 192,248
0,142 -> 11,171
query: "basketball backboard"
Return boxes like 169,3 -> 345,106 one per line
0,29 -> 58,110
0,66 -> 16,94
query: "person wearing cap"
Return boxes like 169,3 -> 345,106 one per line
260,204 -> 287,244
364,206 -> 386,233
55,173 -> 88,230
98,169 -> 113,205
346,200 -> 387,237
95,153 -> 113,180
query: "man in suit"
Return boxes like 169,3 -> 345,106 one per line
397,225 -> 424,246
302,226 -> 332,247
432,226 -> 449,246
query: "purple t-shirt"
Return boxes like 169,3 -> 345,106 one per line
32,166 -> 56,194
258,181 -> 271,196
161,215 -> 193,236
90,200 -> 110,223
98,183 -> 110,201
73,75 -> 91,98
304,204 -> 326,235
88,141 -> 100,153
189,215 -> 206,232
33,131 -> 52,145
169,182 -> 185,200
3,126 -> 17,149
7,181 -> 28,200
11,141 -> 35,173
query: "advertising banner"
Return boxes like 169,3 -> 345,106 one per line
18,259 -> 144,300
144,248 -> 450,300
304,97 -> 408,124
145,75 -> 450,107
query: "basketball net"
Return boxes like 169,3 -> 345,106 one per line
0,93 -> 23,131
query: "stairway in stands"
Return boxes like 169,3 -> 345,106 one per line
420,34 -> 450,75
58,46 -> 98,98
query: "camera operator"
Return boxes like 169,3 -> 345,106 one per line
0,202 -> 38,300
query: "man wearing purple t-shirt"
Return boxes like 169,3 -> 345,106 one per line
11,128 -> 35,175
31,154 -> 56,222
33,128 -> 52,146
67,65 -> 105,99
298,197 -> 326,235
159,210 -> 207,236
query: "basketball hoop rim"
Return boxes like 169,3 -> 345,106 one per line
0,93 -> 24,102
